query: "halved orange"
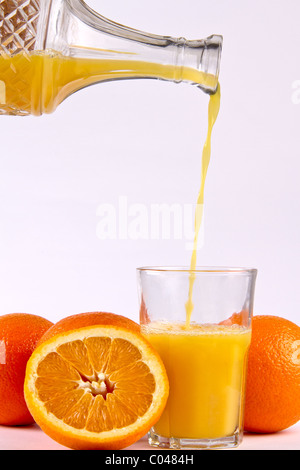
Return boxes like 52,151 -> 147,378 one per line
24,313 -> 169,450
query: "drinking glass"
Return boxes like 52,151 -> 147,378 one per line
137,266 -> 257,449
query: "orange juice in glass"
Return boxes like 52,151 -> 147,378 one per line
137,267 -> 257,449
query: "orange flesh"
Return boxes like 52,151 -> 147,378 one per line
35,337 -> 155,432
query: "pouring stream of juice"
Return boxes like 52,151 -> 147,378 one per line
0,48 -> 221,329
0,47 -> 220,330
185,85 -> 221,328
1,4 -> 223,329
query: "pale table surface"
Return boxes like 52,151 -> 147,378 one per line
0,422 -> 299,450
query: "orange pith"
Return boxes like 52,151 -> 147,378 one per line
24,321 -> 169,450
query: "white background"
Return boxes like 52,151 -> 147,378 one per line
0,0 -> 299,325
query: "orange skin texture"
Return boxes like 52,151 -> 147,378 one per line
244,315 -> 300,433
37,311 -> 141,346
0,313 -> 53,425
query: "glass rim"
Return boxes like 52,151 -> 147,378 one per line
137,266 -> 257,276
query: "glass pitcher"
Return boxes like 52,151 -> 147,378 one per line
0,0 -> 222,116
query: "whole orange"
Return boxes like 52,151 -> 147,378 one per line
244,315 -> 300,433
0,313 -> 53,425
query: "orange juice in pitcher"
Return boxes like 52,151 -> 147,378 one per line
0,0 -> 222,115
